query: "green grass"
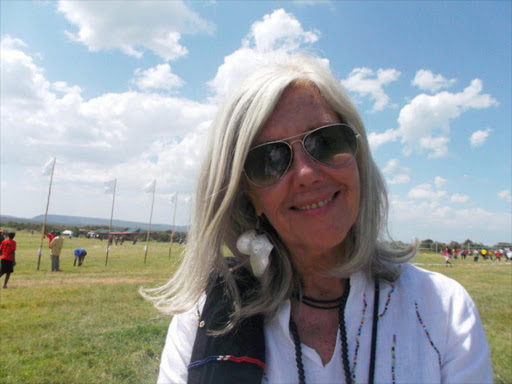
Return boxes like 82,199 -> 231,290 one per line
0,231 -> 178,384
0,232 -> 510,383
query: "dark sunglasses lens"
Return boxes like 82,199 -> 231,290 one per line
304,124 -> 357,166
245,143 -> 291,186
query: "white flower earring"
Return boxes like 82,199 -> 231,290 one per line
236,229 -> 273,277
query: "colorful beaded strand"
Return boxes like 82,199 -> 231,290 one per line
351,292 -> 368,381
378,284 -> 395,318
414,301 -> 442,368
391,334 -> 397,384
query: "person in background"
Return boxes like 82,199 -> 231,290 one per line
46,231 -> 55,249
0,232 -> 16,288
443,247 -> 452,267
73,248 -> 87,267
50,231 -> 64,272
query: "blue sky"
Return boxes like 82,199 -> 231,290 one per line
1,1 -> 510,245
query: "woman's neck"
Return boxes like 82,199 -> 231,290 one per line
290,243 -> 347,298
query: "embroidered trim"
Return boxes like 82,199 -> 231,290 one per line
391,334 -> 396,384
351,291 -> 368,381
188,355 -> 266,371
414,301 -> 442,368
378,284 -> 395,318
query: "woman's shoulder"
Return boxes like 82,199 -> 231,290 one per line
396,263 -> 473,308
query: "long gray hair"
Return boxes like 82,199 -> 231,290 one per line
142,54 -> 416,333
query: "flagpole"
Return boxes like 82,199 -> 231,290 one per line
37,158 -> 56,271
144,181 -> 156,264
105,178 -> 117,266
168,193 -> 178,260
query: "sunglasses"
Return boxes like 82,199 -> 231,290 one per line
244,123 -> 360,187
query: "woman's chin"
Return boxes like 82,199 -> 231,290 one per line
283,229 -> 349,257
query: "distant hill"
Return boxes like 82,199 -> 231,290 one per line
0,214 -> 188,232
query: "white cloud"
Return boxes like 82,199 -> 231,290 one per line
498,190 -> 512,203
382,159 -> 410,184
208,9 -> 325,101
451,193 -> 470,203
388,195 -> 511,245
397,79 -> 498,157
368,128 -> 400,150
419,136 -> 450,158
341,67 -> 401,112
0,35 -> 217,184
1,35 -> 54,111
434,176 -> 447,189
408,183 -> 447,201
57,0 -> 213,61
132,64 -> 184,92
243,8 -> 319,52
411,69 -> 456,93
51,81 -> 82,94
469,127 -> 492,147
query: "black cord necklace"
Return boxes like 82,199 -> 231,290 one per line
289,280 -> 380,384
293,293 -> 345,310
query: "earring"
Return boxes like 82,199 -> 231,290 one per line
236,229 -> 273,277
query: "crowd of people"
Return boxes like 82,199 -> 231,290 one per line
442,246 -> 512,265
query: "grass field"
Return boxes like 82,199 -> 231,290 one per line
0,231 -> 510,383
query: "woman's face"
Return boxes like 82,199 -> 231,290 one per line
247,85 -> 361,257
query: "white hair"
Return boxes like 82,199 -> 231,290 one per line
141,54 -> 416,333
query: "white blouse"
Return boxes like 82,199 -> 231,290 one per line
158,264 -> 493,384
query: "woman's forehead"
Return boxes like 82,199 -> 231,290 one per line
253,85 -> 339,145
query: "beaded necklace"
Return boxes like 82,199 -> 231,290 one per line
289,280 -> 380,384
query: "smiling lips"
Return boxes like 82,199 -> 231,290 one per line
293,193 -> 337,211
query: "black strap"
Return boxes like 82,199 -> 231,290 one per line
338,281 -> 352,384
188,266 -> 266,384
368,280 -> 380,384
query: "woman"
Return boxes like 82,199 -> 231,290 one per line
145,55 -> 492,383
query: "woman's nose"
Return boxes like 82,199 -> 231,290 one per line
289,141 -> 322,186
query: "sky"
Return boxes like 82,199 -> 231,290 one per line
1,1 -> 511,245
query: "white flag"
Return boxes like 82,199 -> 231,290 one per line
143,179 -> 156,193
169,192 -> 177,204
42,158 -> 55,176
104,179 -> 116,194
184,195 -> 192,204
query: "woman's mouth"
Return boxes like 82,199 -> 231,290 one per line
293,192 -> 339,211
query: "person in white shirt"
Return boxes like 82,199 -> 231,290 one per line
143,54 -> 492,384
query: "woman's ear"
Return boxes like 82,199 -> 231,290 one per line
247,188 -> 264,216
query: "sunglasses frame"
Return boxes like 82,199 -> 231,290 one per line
244,123 -> 360,187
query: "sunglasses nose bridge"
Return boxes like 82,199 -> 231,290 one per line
287,138 -> 321,176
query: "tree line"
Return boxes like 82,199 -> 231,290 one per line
419,238 -> 511,251
0,220 -> 188,244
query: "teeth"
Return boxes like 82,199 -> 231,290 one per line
296,196 -> 333,211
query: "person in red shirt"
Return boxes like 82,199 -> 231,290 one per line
46,232 -> 54,249
0,232 -> 17,288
